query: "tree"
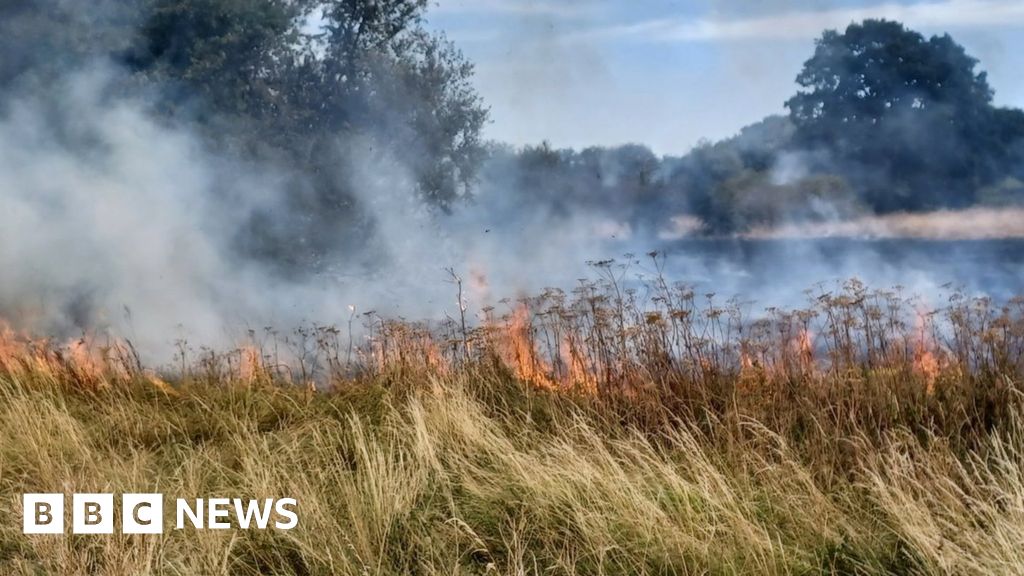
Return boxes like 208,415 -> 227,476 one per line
785,19 -> 1018,211
127,0 -> 301,123
127,0 -> 486,191
0,0 -> 143,98
122,0 -> 488,267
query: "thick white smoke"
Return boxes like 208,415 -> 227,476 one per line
0,68 -> 446,360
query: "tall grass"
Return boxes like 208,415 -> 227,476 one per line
1,264 -> 1023,574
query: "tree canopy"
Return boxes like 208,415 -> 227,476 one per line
1,0 -> 487,268
786,19 -> 1024,211
124,0 -> 487,208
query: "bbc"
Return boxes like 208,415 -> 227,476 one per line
23,493 -> 163,535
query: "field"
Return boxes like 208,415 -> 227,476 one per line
1,270 -> 1023,575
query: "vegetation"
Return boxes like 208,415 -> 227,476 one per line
478,21 -> 1024,237
2,267 -> 1024,574
6,3 -> 1024,247
787,20 -> 1024,213
3,6 -> 1024,572
0,0 -> 488,271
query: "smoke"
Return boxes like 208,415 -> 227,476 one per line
2,3 -> 1023,368
0,66 -> 455,360
0,62 -> 631,362
1,69 -> 233,348
3,64 -> 1022,363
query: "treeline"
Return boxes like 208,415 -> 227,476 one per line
478,20 -> 1024,236
3,4 -> 1023,249
476,117 -> 810,237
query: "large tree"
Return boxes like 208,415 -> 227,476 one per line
786,19 -> 1022,211
130,0 -> 485,202
120,0 -> 488,267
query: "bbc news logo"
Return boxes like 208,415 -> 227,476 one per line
23,494 -> 298,534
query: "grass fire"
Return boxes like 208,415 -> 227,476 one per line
3,0 -> 1024,574
3,272 -> 1024,574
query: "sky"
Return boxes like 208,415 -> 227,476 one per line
424,0 -> 1024,155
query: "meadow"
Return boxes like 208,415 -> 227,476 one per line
1,264 -> 1023,575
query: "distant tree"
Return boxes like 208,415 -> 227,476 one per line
786,19 -> 1022,211
787,20 -> 993,137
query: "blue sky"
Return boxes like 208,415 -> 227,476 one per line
424,0 -> 1024,155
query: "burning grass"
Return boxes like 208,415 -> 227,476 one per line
1,263 -> 1024,574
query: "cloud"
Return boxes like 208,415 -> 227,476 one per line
580,0 -> 1024,43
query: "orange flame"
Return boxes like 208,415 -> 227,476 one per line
235,345 -> 264,384
488,305 -> 557,389
0,322 -> 174,392
560,334 -> 597,393
486,306 -> 600,392
911,310 -> 943,392
790,327 -> 815,375
739,342 -> 758,378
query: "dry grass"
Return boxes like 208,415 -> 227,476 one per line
1,265 -> 1023,574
